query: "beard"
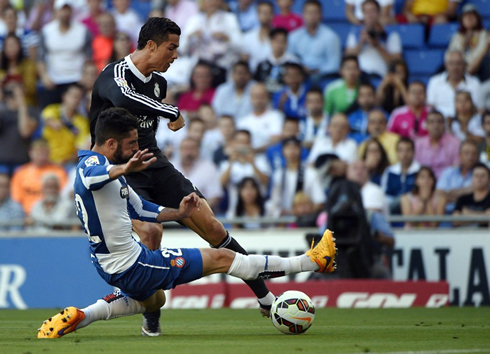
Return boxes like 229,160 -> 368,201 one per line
113,144 -> 133,165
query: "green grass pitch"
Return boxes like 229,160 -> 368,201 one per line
1,308 -> 489,354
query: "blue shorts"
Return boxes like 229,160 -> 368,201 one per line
95,246 -> 203,301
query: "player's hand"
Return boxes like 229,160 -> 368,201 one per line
168,114 -> 185,132
178,192 -> 202,218
124,149 -> 156,173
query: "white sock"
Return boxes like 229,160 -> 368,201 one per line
227,254 -> 319,280
77,290 -> 146,329
258,292 -> 275,307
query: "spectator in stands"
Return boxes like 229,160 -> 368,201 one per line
345,0 -> 395,26
198,104 -> 224,161
479,111 -> 490,166
376,59 -> 408,114
177,62 -> 216,119
415,110 -> 460,178
427,50 -> 482,119
324,55 -> 361,116
401,166 -> 446,228
267,137 -> 325,217
220,129 -> 270,220
212,60 -> 253,120
273,62 -> 308,121
241,1 -> 273,70
164,0 -> 198,32
448,4 -> 489,81
266,118 -> 308,172
436,140 -> 480,214
381,137 -> 421,209
453,162 -> 490,227
290,192 -> 320,228
273,0 -> 303,32
171,137 -> 223,211
26,0 -> 55,32
41,83 -> 90,165
0,78 -> 38,175
80,0 -> 105,37
401,0 -> 459,24
111,0 -> 142,47
78,61 -> 98,115
37,0 -> 92,108
254,28 -> 299,94
230,0 -> 259,32
0,6 -> 39,61
213,115 -> 236,167
237,83 -> 284,153
448,90 -> 485,143
108,31 -> 132,63
388,81 -> 429,139
288,0 -> 341,80
308,113 -> 358,165
11,139 -> 68,215
92,13 -> 117,72
346,0 -> 402,79
361,138 -> 390,185
359,109 -> 400,164
28,173 -> 76,231
303,88 -> 328,150
0,34 -> 37,107
0,173 -> 25,231
180,0 -> 242,72
231,177 -> 265,229
348,83 -> 378,143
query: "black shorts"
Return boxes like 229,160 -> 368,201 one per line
125,157 -> 204,209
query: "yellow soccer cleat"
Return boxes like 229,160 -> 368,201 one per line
306,229 -> 338,273
37,307 -> 85,339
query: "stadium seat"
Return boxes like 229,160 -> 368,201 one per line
323,0 -> 347,23
408,75 -> 430,87
428,23 -> 459,48
328,23 -> 356,47
484,19 -> 490,29
394,0 -> 405,14
385,24 -> 425,49
131,1 -> 152,19
466,0 -> 490,18
291,0 -> 305,14
404,49 -> 445,76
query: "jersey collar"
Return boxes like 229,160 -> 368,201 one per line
125,55 -> 153,83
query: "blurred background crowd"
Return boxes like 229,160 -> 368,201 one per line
0,0 -> 489,238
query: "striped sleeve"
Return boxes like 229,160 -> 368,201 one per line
78,163 -> 115,191
127,185 -> 164,223
103,61 -> 180,121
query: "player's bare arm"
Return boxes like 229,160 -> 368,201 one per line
156,192 -> 202,222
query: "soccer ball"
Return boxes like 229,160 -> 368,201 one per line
270,290 -> 315,335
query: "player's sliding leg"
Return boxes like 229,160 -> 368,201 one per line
37,290 -> 165,339
131,220 -> 164,336
201,229 -> 338,279
182,199 -> 275,317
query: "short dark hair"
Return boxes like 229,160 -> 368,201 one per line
269,27 -> 288,40
303,0 -> 322,11
95,108 -> 139,146
284,62 -> 305,76
397,136 -> 415,151
472,162 -> 490,176
359,82 -> 376,93
233,60 -> 251,73
362,0 -> 380,12
257,1 -> 274,12
234,129 -> 251,140
341,55 -> 359,68
408,80 -> 426,90
427,110 -> 444,121
137,17 -> 181,50
307,87 -> 323,97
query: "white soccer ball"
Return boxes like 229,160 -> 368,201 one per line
270,290 -> 315,335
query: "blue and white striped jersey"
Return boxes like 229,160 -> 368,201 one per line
74,150 -> 164,274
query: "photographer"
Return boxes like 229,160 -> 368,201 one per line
345,0 -> 402,79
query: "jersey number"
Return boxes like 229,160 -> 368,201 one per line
75,194 -> 102,244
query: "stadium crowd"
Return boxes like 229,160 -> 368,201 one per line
0,0 -> 489,234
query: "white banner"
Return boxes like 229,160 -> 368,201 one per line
161,228 -> 490,306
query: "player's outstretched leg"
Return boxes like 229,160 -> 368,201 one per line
37,290 -> 155,339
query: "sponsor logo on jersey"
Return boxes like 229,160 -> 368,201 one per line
85,156 -> 99,166
120,186 -> 129,199
154,83 -> 160,97
115,77 -> 129,88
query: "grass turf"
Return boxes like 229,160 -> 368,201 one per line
0,308 -> 489,354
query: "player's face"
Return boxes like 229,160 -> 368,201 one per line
153,34 -> 180,72
113,129 -> 139,164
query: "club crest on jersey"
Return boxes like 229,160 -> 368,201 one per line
154,83 -> 160,97
85,156 -> 99,166
170,257 -> 185,268
120,185 -> 129,199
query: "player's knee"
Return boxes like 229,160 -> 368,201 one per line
139,223 -> 163,251
203,218 -> 227,247
214,248 -> 235,267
